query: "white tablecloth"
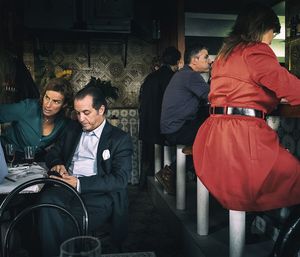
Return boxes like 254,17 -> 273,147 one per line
0,164 -> 46,194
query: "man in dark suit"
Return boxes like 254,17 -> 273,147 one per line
38,85 -> 133,257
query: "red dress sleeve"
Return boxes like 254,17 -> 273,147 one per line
245,43 -> 300,106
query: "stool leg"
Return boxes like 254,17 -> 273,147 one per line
163,146 -> 172,166
176,145 -> 186,210
154,144 -> 162,179
229,210 -> 245,257
197,178 -> 209,235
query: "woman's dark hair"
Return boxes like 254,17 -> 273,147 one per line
75,85 -> 108,114
40,78 -> 74,117
184,45 -> 207,64
217,2 -> 281,60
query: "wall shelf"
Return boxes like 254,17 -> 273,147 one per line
25,28 -> 129,67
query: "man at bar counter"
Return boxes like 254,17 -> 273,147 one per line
157,44 -> 212,194
38,84 -> 133,257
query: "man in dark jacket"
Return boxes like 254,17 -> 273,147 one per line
39,85 -> 133,257
138,46 -> 181,188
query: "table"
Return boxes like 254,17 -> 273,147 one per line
0,164 -> 46,194
102,252 -> 156,257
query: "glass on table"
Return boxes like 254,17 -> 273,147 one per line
5,144 -> 16,167
60,236 -> 101,257
24,146 -> 37,165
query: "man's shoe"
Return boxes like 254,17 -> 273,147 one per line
155,165 -> 176,195
182,145 -> 193,155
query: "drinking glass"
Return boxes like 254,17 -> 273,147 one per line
5,144 -> 15,167
60,236 -> 101,257
24,146 -> 37,165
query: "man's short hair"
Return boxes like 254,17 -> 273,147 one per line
184,45 -> 207,64
162,47 -> 181,65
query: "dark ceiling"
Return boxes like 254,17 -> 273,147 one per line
184,0 -> 283,14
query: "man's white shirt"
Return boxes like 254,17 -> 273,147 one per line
69,119 -> 106,191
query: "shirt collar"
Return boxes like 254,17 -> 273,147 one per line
83,119 -> 106,139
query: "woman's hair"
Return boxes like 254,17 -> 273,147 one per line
217,3 -> 281,60
40,77 -> 74,117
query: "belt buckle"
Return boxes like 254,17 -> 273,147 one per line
226,106 -> 231,115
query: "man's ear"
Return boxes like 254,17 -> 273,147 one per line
99,105 -> 106,115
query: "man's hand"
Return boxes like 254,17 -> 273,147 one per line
50,165 -> 68,176
49,173 -> 78,189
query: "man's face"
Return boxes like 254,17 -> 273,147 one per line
42,90 -> 65,117
191,49 -> 212,73
74,95 -> 105,131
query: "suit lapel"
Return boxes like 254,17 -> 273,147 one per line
97,121 -> 113,175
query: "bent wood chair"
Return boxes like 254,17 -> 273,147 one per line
0,178 -> 88,257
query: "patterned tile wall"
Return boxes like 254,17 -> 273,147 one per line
23,36 -> 155,184
267,116 -> 300,158
107,109 -> 140,185
24,37 -> 156,108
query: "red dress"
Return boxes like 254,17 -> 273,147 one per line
193,43 -> 300,211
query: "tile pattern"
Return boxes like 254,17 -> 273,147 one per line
107,109 -> 140,184
23,37 -> 155,108
267,116 -> 300,159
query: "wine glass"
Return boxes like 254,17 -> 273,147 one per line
24,146 -> 37,166
60,236 -> 101,257
5,144 -> 15,167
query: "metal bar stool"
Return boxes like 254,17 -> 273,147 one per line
176,144 -> 186,210
154,144 -> 162,179
196,178 -> 246,257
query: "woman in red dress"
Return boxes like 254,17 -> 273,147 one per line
193,3 -> 300,212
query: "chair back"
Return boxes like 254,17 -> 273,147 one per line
271,215 -> 300,257
0,177 -> 89,257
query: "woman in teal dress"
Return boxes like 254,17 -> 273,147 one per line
0,78 -> 74,162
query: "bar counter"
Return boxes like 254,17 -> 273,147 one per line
270,103 -> 300,118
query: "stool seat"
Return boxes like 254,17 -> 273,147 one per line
163,139 -> 174,146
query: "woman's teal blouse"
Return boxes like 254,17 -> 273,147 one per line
0,99 -> 69,154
